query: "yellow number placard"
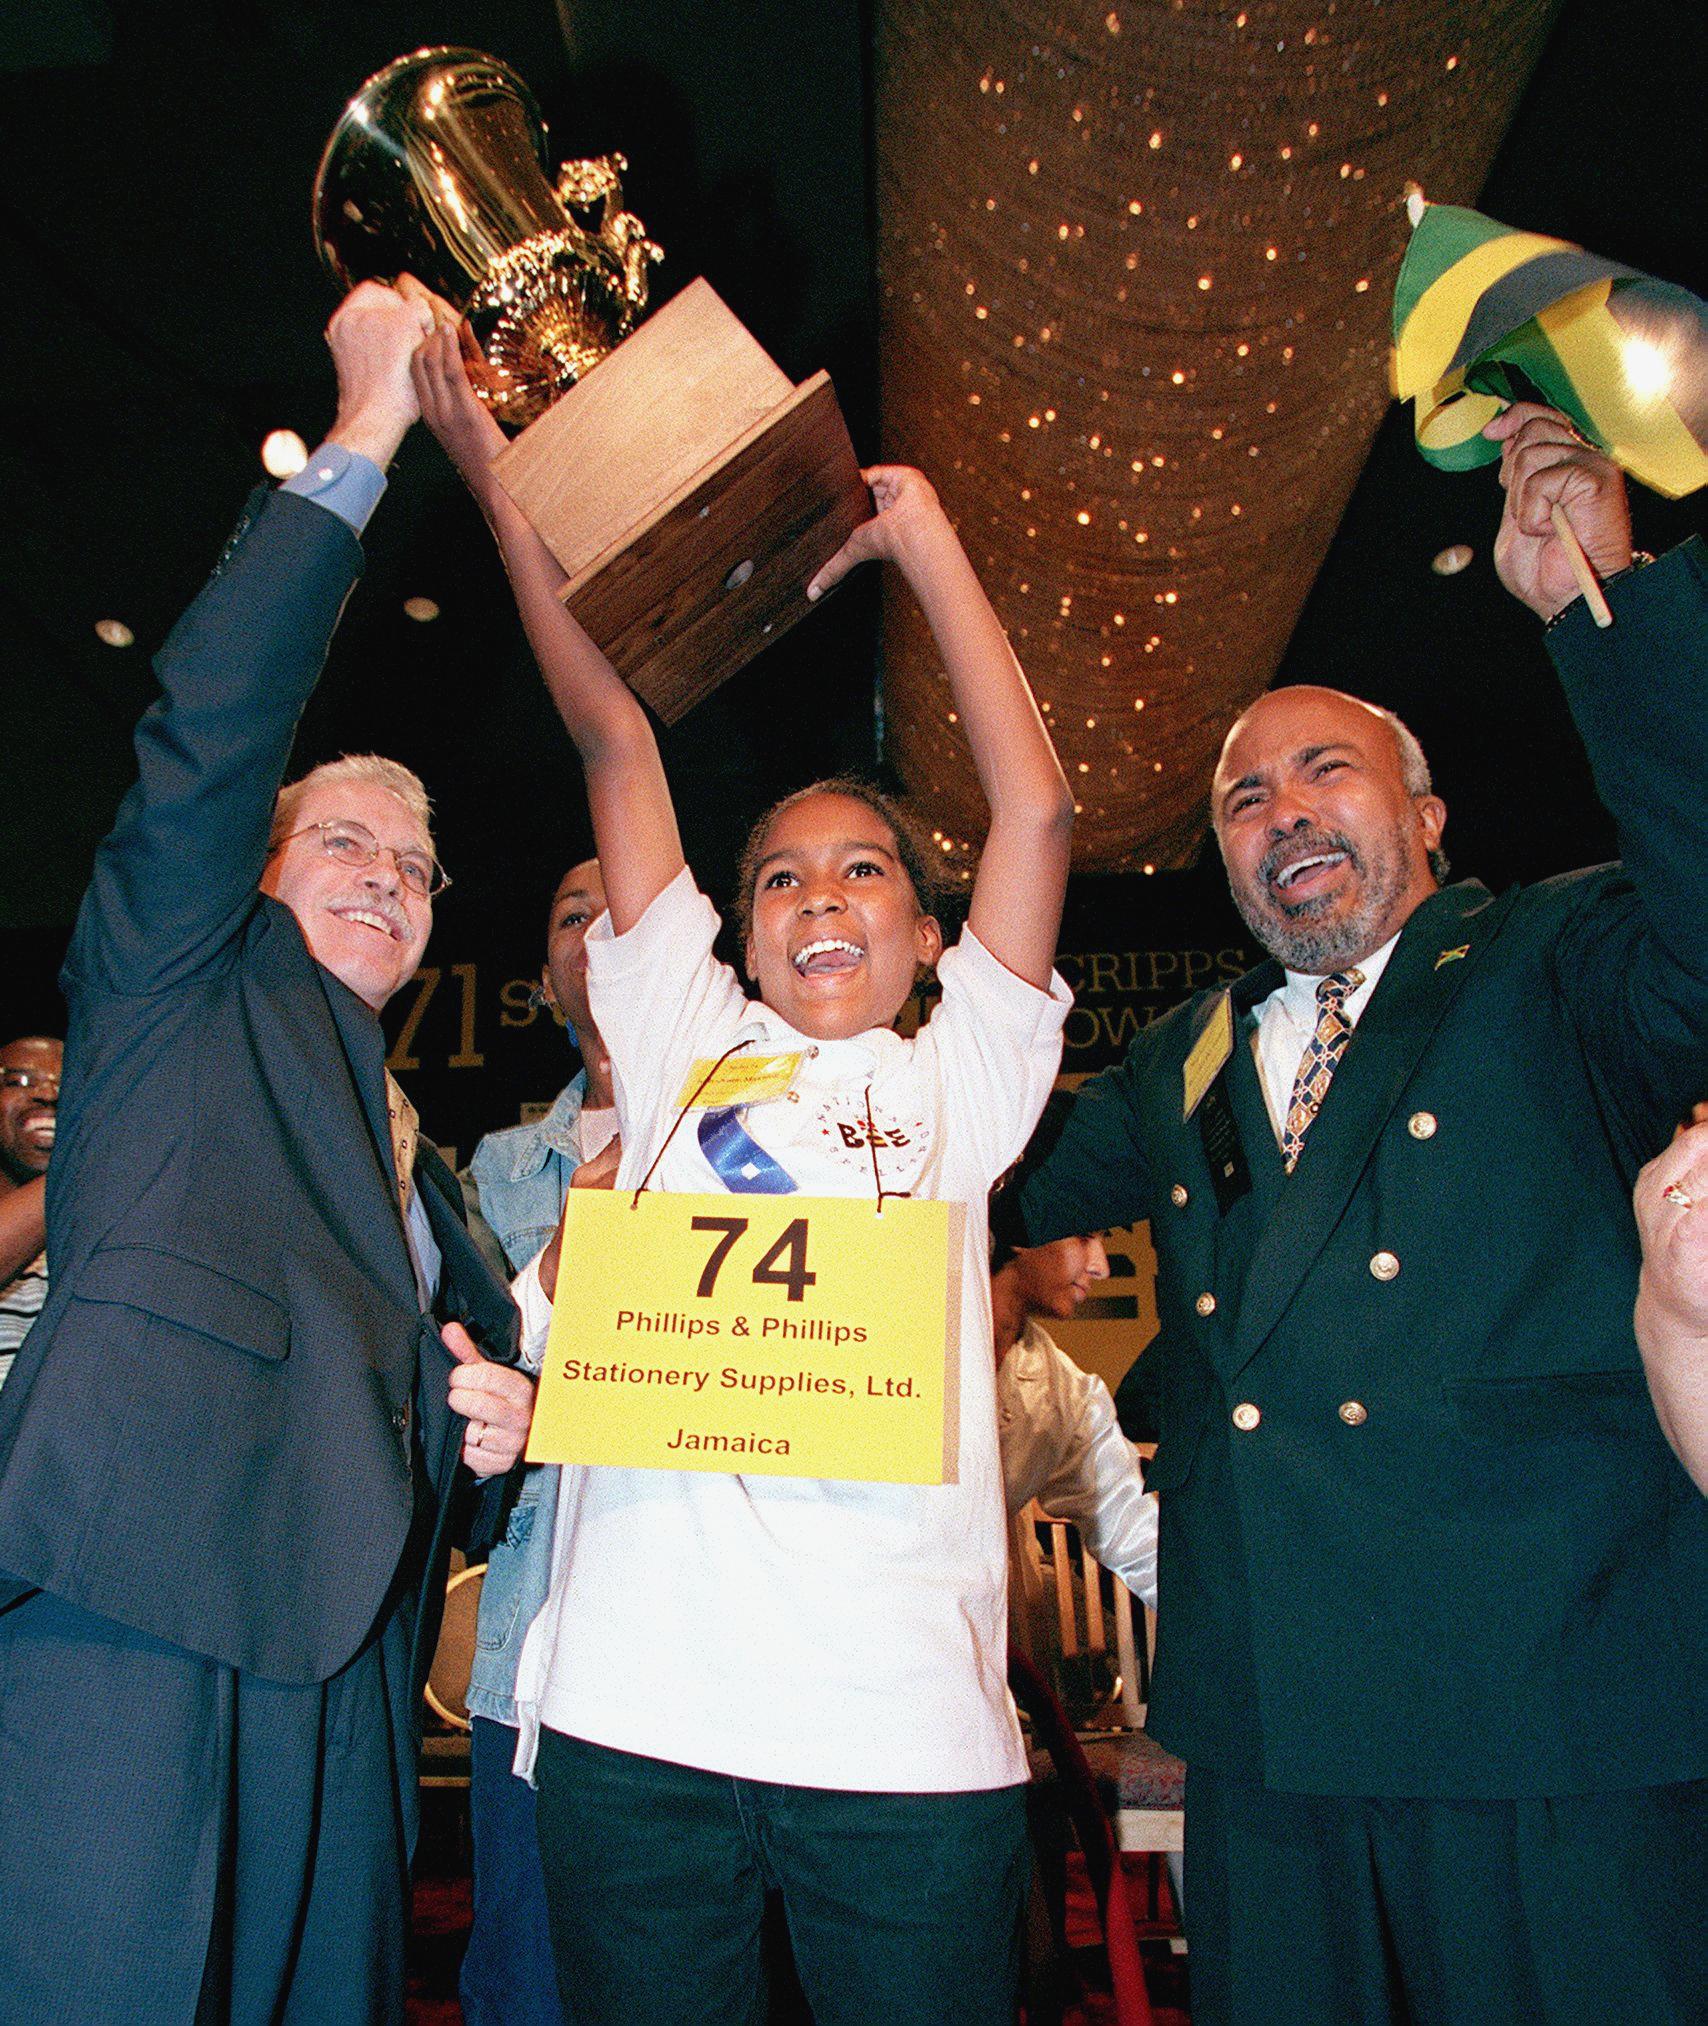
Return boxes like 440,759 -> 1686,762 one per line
527,1192 -> 963,1484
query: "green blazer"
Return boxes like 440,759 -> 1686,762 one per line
1018,541 -> 1708,1800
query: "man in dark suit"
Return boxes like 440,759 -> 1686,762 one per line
0,280 -> 534,2025
1009,404 -> 1708,2024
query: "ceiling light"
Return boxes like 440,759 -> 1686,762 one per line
260,429 -> 309,478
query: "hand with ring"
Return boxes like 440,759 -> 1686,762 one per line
1633,1114 -> 1708,1493
441,1321 -> 536,1478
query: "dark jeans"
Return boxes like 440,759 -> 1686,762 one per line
461,1716 -> 568,2026
1184,1763 -> 1708,2026
534,1728 -> 1030,2026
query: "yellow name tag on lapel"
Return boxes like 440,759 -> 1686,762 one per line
674,1052 -> 805,1110
529,1192 -> 963,1484
1182,992 -> 1234,1120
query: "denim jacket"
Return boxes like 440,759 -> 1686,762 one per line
461,1077 -> 584,1725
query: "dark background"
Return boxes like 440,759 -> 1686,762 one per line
1,0 -> 1703,1159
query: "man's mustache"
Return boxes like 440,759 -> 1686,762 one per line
1255,826 -> 1359,900
326,892 -> 410,940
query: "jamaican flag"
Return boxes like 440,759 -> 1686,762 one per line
1391,201 -> 1708,499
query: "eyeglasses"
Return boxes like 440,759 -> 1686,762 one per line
0,1068 -> 59,1097
271,819 -> 450,899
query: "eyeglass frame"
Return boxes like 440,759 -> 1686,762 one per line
0,1068 -> 60,1096
268,818 -> 452,899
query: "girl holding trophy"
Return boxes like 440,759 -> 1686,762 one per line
413,317 -> 1073,2024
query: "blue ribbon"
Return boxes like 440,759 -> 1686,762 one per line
696,1107 -> 798,1194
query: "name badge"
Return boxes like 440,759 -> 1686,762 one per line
675,1051 -> 804,1110
1182,992 -> 1234,1121
528,1192 -> 963,1484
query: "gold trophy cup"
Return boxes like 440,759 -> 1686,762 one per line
314,48 -> 867,720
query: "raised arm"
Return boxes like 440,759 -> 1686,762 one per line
411,325 -> 684,933
808,469 -> 1073,987
1485,400 -> 1633,623
67,283 -> 428,997
1486,404 -> 1708,1151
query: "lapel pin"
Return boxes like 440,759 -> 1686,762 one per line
1434,944 -> 1470,970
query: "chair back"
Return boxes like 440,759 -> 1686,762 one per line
1011,1502 -> 1151,1729
424,1561 -> 486,1731
1010,1648 -> 1157,2026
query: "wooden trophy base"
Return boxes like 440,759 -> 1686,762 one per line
491,278 -> 869,724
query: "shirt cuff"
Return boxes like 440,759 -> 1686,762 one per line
512,1248 -> 554,1375
280,441 -> 388,535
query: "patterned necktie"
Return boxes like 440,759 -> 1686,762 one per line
383,1069 -> 419,1217
1280,969 -> 1364,1173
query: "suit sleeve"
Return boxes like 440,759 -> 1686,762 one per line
1547,538 -> 1708,1160
1009,1048 -> 1157,1248
63,487 -> 365,998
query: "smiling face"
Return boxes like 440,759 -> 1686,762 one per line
1010,1232 -> 1111,1322
542,858 -> 607,1038
259,778 -> 434,1010
0,1036 -> 62,1186
1212,687 -> 1446,974
743,792 -> 944,1040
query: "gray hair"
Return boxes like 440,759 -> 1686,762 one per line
1373,708 -> 1450,884
270,754 -> 434,851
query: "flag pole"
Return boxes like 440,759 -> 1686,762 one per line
1548,503 -> 1615,628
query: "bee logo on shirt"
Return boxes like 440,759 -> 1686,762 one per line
812,1097 -> 933,1180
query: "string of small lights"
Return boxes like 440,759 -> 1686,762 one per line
873,0 -> 1559,874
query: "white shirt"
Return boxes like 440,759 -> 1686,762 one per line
577,1104 -> 619,1163
404,1180 -> 441,1309
998,1320 -> 1157,1606
0,1250 -> 49,1392
512,869 -> 1070,1793
1252,933 -> 1400,1143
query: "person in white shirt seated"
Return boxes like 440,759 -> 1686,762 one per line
993,1229 -> 1158,1608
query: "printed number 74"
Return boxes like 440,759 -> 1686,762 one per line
690,1216 -> 817,1303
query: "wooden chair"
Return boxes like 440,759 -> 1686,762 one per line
1011,1504 -> 1186,1901
1011,1648 -> 1155,2026
420,1560 -> 485,1795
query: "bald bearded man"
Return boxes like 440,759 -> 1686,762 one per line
1006,405 -> 1708,2024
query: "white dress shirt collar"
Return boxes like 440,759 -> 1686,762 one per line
1275,929 -> 1402,1032
1252,930 -> 1402,1142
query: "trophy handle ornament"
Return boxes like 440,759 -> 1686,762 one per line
554,153 -> 661,321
